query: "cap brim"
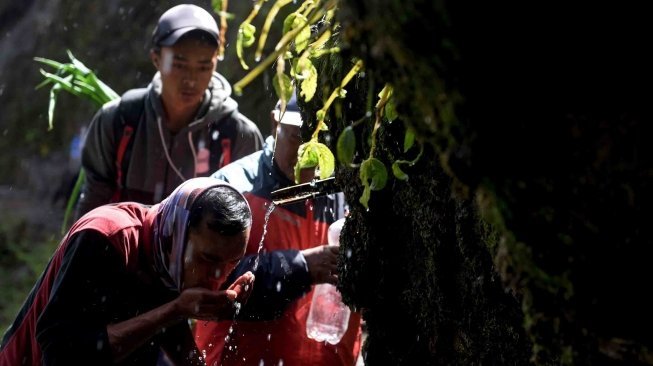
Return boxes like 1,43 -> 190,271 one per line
274,110 -> 303,127
157,27 -> 219,46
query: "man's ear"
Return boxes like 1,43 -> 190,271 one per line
150,49 -> 160,69
270,110 -> 279,138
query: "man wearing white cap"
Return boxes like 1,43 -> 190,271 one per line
196,92 -> 363,365
76,4 -> 263,219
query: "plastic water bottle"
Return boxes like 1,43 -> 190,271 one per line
306,218 -> 351,344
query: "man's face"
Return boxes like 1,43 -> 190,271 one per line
151,37 -> 218,111
274,122 -> 315,183
181,215 -> 250,290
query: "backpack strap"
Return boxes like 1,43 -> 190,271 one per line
111,88 -> 148,202
209,110 -> 239,170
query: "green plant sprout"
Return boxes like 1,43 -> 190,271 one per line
228,0 -> 427,209
34,51 -> 119,233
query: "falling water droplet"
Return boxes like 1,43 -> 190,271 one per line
253,203 -> 276,270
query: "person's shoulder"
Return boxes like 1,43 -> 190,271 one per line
229,111 -> 261,133
211,150 -> 264,190
99,97 -> 121,114
89,97 -> 121,126
77,203 -> 147,236
92,87 -> 149,127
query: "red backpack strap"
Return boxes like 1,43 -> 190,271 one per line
219,138 -> 232,169
209,110 -> 239,170
111,126 -> 135,201
111,88 -> 148,202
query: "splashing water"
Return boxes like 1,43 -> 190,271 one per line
203,202 -> 277,361
252,202 -> 276,271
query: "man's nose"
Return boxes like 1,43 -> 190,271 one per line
182,70 -> 197,87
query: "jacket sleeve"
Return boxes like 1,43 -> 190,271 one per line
36,230 -> 123,366
75,103 -> 120,219
227,250 -> 312,321
230,112 -> 264,161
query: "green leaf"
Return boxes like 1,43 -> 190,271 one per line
295,141 -> 320,183
385,97 -> 398,122
67,50 -> 91,75
237,23 -> 257,69
404,128 -> 415,152
88,73 -> 118,101
283,13 -> 309,53
315,143 -> 335,179
272,73 -> 293,112
47,85 -> 60,130
33,57 -> 64,70
359,184 -> 372,209
294,23 -> 311,54
283,13 -> 297,35
358,158 -> 387,209
392,162 -> 409,181
337,88 -> 347,98
360,158 -> 388,191
72,80 -> 104,106
337,126 -> 356,166
39,71 -> 76,95
36,53 -> 119,130
294,141 -> 335,182
241,23 -> 256,47
297,58 -> 317,101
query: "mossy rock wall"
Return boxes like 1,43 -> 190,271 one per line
334,0 -> 653,364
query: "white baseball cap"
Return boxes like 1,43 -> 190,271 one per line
272,92 -> 303,127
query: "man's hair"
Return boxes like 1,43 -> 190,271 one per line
188,186 -> 251,235
151,29 -> 219,54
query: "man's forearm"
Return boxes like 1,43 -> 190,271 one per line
107,299 -> 183,362
230,251 -> 312,320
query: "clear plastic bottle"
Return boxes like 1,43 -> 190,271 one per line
306,218 -> 351,344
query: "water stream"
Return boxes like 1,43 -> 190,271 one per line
201,201 -> 277,363
252,202 -> 276,271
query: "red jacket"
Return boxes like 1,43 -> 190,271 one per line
196,140 -> 361,365
0,203 -> 171,366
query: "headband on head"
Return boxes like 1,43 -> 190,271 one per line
152,177 -> 249,292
